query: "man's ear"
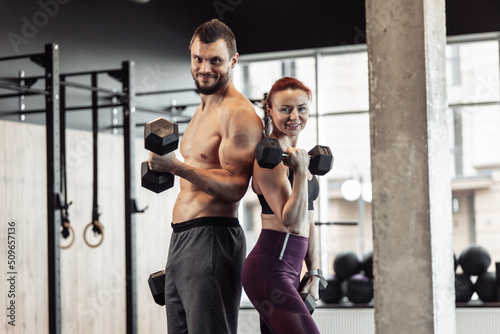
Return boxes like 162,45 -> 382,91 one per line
231,52 -> 239,68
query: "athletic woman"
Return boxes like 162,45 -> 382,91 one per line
242,77 -> 323,334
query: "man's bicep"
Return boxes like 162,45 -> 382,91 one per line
219,109 -> 263,177
219,134 -> 258,177
221,114 -> 263,175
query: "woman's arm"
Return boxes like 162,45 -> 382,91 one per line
254,147 -> 310,234
301,212 -> 321,299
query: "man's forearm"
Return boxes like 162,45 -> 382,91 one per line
173,162 -> 250,202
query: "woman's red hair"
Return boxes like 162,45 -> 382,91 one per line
266,77 -> 312,109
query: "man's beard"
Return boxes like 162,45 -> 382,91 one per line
193,70 -> 231,95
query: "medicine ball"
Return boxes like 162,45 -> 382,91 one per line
475,272 -> 498,303
320,275 -> 344,304
346,274 -> 373,304
362,250 -> 373,279
334,250 -> 362,281
455,273 -> 474,303
458,245 -> 491,276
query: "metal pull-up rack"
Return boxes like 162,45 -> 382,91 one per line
0,44 -> 139,334
0,43 -> 63,334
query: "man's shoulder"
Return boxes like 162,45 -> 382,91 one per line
221,91 -> 259,119
216,99 -> 262,140
224,88 -> 253,107
226,101 -> 262,127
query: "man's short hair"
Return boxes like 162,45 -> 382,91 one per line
190,19 -> 237,57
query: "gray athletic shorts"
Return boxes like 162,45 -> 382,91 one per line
164,217 -> 246,334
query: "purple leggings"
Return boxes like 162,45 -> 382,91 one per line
242,229 -> 320,334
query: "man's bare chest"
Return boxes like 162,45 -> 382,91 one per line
180,111 -> 223,163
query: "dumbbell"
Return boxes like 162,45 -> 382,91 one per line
255,137 -> 333,175
299,269 -> 328,314
141,118 -> 179,193
148,270 -> 166,306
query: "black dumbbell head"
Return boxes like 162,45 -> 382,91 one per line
148,270 -> 166,306
308,145 -> 333,175
255,137 -> 283,169
141,162 -> 175,193
299,273 -> 328,297
300,292 -> 317,314
144,118 -> 179,156
318,275 -> 328,293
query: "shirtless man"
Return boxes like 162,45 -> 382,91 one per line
147,19 -> 263,334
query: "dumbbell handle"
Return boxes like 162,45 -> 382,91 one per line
256,137 -> 333,175
286,147 -> 333,176
280,152 -> 312,161
299,271 -> 328,315
299,271 -> 328,292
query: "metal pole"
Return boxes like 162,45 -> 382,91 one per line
135,87 -> 197,96
0,51 -> 44,61
61,80 -> 125,96
358,194 -> 366,255
452,108 -> 463,176
44,43 -> 62,334
18,71 -> 25,121
496,262 -> 500,302
315,52 -> 330,274
467,194 -> 476,244
121,61 -> 138,334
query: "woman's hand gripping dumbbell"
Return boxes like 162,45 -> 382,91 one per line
255,137 -> 333,175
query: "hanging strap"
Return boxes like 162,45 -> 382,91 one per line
84,73 -> 104,248
91,73 -> 100,226
59,74 -> 74,249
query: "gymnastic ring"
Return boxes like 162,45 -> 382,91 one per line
61,222 -> 75,249
83,220 -> 104,248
